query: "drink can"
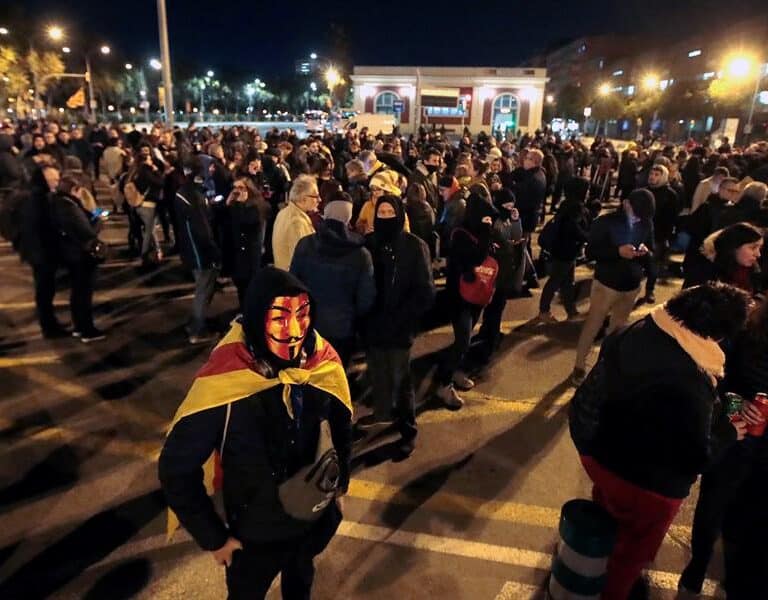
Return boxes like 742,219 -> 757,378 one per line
746,392 -> 768,437
724,392 -> 744,423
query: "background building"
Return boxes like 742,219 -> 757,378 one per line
540,18 -> 768,140
350,66 -> 548,135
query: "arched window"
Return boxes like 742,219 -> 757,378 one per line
492,94 -> 519,134
375,91 -> 400,115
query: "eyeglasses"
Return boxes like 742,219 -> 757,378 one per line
305,194 -> 320,200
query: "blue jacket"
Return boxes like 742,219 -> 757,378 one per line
290,219 -> 376,340
586,210 -> 654,291
174,181 -> 221,271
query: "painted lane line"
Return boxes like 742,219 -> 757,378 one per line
493,581 -> 541,600
0,354 -> 60,368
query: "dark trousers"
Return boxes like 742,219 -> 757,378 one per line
367,346 -> 417,441
32,262 -> 59,331
645,240 -> 669,296
226,504 -> 341,600
190,268 -> 219,336
478,288 -> 507,348
437,304 -> 481,385
539,259 -> 577,314
65,261 -> 97,333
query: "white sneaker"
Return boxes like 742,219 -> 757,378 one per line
452,371 -> 475,391
437,384 -> 465,409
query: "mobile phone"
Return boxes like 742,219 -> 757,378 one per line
213,195 -> 224,203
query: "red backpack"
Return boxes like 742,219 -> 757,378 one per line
452,228 -> 499,306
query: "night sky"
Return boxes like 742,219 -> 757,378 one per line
4,0 -> 768,80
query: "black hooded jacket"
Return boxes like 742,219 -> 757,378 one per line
364,196 -> 435,348
290,219 -> 376,341
0,134 -> 23,190
447,193 -> 497,300
18,169 -> 58,265
159,268 -> 352,550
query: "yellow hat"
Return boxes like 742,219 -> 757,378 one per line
369,170 -> 401,196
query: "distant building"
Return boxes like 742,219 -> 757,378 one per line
350,66 -> 548,135
540,18 -> 768,139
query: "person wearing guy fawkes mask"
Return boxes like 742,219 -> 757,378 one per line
160,267 -> 352,600
358,195 -> 435,459
436,193 -> 498,408
174,157 -> 221,344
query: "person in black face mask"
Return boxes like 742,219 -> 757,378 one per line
436,193 -> 498,408
357,195 -> 436,459
410,146 -> 442,213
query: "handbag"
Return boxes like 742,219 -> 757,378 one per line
278,419 -> 340,521
453,228 -> 499,306
86,238 -> 109,263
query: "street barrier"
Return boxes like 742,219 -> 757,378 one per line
548,499 -> 616,600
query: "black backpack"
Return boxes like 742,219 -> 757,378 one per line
538,216 -> 559,252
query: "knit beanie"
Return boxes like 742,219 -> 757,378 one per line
323,192 -> 354,225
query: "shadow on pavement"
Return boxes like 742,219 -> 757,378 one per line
82,558 -> 153,600
0,490 -> 164,599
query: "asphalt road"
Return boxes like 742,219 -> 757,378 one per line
0,201 -> 720,599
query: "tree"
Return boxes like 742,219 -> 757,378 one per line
707,77 -> 754,115
0,45 -> 30,113
27,49 -> 64,96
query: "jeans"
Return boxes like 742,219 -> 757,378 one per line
437,304 -> 481,385
574,279 -> 639,371
65,261 -> 97,333
478,288 -> 507,348
32,262 -> 59,331
190,267 -> 219,336
137,204 -> 159,258
366,346 -> 417,441
539,259 -> 576,314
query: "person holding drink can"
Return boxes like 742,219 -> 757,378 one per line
680,299 -> 768,598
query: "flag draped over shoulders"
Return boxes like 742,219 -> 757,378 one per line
164,320 -> 351,540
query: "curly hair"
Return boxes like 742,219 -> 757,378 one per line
666,282 -> 750,341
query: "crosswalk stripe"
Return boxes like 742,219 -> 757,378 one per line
0,354 -> 60,368
346,478 -> 692,544
493,581 -> 541,600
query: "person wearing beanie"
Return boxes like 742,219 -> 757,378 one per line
160,267 -> 352,599
290,192 -> 376,366
537,177 -> 591,324
435,193 -> 498,408
357,195 -> 435,458
642,163 -> 681,304
409,146 -> 442,212
571,188 -> 655,386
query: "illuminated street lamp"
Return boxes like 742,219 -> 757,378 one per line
0,27 -> 9,35
100,45 -> 111,55
149,58 -> 162,71
125,63 -> 133,70
310,52 -> 318,60
726,55 -> 753,79
206,70 -> 214,78
642,74 -> 659,91
47,25 -> 64,41
545,94 -> 554,104
325,66 -> 341,90
62,46 -> 71,54
598,82 -> 611,96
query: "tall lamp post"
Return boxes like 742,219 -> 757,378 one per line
156,0 -> 174,124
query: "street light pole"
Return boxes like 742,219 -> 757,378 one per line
85,55 -> 96,121
156,0 -> 174,125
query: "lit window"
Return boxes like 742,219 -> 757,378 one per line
374,91 -> 400,115
702,72 -> 716,80
626,85 -> 635,95
688,49 -> 702,58
598,59 -> 604,69
578,43 -> 587,53
612,69 -> 624,76
612,86 -> 624,92
660,79 -> 669,90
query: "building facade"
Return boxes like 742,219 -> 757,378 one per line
350,66 -> 548,136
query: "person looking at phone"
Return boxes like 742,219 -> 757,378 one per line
571,188 -> 655,386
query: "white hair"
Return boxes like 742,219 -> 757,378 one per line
289,174 -> 318,205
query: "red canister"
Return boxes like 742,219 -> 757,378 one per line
746,392 -> 768,437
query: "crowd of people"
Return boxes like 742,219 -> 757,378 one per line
2,115 -> 768,599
